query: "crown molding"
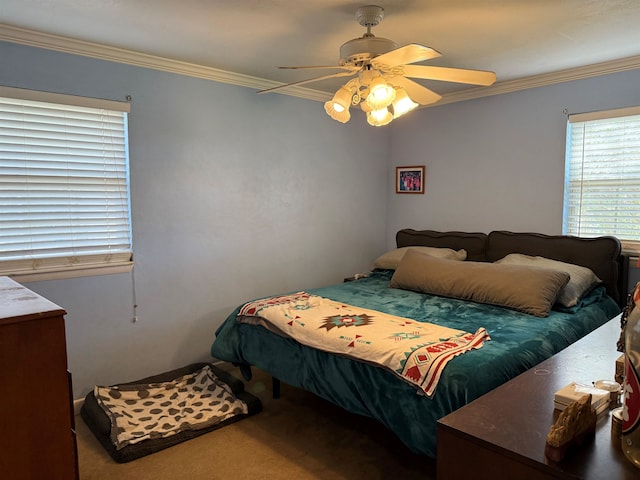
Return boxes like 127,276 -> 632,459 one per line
1,23 -> 639,106
437,55 -> 640,106
0,24 -> 331,102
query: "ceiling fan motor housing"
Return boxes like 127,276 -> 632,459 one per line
341,6 -> 396,66
340,36 -> 398,66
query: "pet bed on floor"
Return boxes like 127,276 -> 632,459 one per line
81,362 -> 262,463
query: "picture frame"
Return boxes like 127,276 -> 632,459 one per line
396,165 -> 425,194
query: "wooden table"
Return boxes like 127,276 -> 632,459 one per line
437,316 -> 639,479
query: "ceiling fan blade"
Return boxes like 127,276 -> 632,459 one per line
278,65 -> 360,71
402,65 -> 496,86
257,71 -> 357,94
371,44 -> 442,69
389,76 -> 442,106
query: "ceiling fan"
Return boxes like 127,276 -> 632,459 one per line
258,5 -> 496,126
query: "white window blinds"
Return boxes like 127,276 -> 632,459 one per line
0,88 -> 133,278
564,106 -> 640,252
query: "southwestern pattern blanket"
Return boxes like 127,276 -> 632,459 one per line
238,292 -> 490,397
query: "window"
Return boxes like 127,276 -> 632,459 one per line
564,106 -> 640,253
0,87 -> 133,281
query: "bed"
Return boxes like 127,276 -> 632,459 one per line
210,229 -> 628,458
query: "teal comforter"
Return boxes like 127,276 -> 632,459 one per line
211,270 -> 620,458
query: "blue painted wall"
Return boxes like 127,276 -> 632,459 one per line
0,41 -> 389,396
388,69 -> 640,242
1,39 -> 639,397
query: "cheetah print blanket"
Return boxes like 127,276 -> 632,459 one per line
94,365 -> 248,449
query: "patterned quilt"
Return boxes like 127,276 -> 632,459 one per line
238,292 -> 490,397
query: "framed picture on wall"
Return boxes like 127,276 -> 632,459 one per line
396,166 -> 425,194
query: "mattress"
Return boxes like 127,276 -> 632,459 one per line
211,269 -> 619,458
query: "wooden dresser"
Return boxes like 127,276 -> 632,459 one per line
0,276 -> 78,480
437,316 -> 638,479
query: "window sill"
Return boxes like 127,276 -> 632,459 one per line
5,261 -> 134,283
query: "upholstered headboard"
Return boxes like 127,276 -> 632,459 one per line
395,228 -> 629,308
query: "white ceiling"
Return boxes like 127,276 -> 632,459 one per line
2,0 -> 640,102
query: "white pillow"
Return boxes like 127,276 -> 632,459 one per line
495,254 -> 602,308
373,246 -> 467,270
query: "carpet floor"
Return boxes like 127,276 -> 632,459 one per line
76,363 -> 436,480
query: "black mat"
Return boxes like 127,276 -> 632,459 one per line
80,362 -> 262,463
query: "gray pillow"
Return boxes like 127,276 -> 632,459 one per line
495,254 -> 602,308
373,246 -> 467,270
390,249 -> 570,317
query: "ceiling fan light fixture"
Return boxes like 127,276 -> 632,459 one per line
391,88 -> 419,118
324,100 -> 351,123
367,107 -> 393,127
366,76 -> 396,110
325,85 -> 353,122
331,85 -> 353,111
358,68 -> 376,87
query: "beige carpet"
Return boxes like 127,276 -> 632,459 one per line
77,364 -> 436,480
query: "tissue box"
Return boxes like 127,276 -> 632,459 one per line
553,382 -> 609,415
